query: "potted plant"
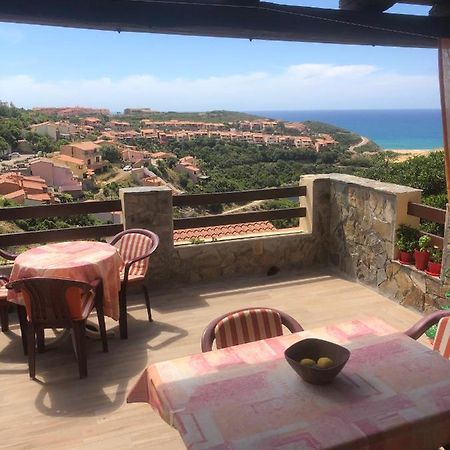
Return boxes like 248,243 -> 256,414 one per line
414,235 -> 431,270
395,225 -> 418,264
427,246 -> 443,277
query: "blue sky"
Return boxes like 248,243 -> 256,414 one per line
0,1 -> 440,112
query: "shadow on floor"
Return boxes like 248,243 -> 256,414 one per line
0,310 -> 187,417
150,269 -> 333,313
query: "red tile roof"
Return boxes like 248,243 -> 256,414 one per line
174,221 -> 277,242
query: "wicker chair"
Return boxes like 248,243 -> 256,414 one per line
110,229 -> 159,339
7,277 -> 108,379
201,307 -> 304,352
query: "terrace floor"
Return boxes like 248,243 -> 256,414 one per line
0,269 -> 426,449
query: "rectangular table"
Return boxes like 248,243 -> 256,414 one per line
128,316 -> 450,449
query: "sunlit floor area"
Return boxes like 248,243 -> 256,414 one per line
0,269 -> 425,449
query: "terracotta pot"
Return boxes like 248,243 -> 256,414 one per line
414,250 -> 429,271
427,261 -> 442,277
398,251 -> 413,264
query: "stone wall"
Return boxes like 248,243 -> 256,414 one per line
299,174 -> 450,313
120,186 -> 327,288
118,178 -> 450,312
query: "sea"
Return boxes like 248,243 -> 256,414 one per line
249,109 -> 443,150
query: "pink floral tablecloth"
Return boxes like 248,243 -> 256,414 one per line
8,241 -> 122,320
128,316 -> 450,449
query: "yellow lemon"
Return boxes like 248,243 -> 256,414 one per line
299,358 -> 316,367
316,357 -> 334,369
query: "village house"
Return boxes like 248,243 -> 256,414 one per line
121,148 -> 151,165
29,158 -> 82,198
314,134 -> 337,152
83,117 -> 102,127
116,130 -> 141,141
253,133 -> 266,144
52,154 -> 86,178
175,155 -> 201,183
158,132 -> 176,145
140,128 -> 158,139
108,121 -> 131,132
264,134 -> 279,145
0,171 -> 53,205
124,108 -> 153,115
29,121 -> 78,140
294,136 -> 314,148
59,142 -> 104,172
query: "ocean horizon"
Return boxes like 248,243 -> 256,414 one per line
248,109 -> 443,150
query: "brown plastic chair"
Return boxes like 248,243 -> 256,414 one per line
0,249 -> 17,333
7,277 -> 108,379
0,275 -> 10,332
201,307 -> 304,352
404,310 -> 450,341
111,228 -> 159,339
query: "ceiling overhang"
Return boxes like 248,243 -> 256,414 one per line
0,0 -> 448,48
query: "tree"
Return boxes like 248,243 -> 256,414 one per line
100,144 -> 122,163
179,173 -> 190,189
0,136 -> 9,155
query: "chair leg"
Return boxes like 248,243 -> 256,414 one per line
36,328 -> 45,353
27,323 -> 36,379
0,302 -> 9,332
142,284 -> 152,322
119,288 -> 128,340
17,305 -> 28,356
95,298 -> 108,353
72,321 -> 87,379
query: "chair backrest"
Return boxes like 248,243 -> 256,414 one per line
433,316 -> 450,359
111,229 -> 159,277
7,277 -> 94,327
0,249 -> 18,261
201,307 -> 304,352
0,276 -> 8,300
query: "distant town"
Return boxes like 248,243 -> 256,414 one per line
0,105 -> 342,208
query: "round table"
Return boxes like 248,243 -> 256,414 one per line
8,241 -> 122,321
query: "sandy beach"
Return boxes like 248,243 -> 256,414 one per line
383,148 -> 442,162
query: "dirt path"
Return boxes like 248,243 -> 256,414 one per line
224,199 -> 264,214
349,136 -> 369,152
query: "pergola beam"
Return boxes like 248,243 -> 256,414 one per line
340,0 -> 450,17
0,0 -> 448,48
339,1 -> 398,13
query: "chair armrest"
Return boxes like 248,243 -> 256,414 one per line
0,249 -> 18,261
404,310 -> 450,340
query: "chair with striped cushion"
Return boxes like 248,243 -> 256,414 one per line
201,307 -> 304,352
111,229 -> 159,339
433,316 -> 450,359
404,309 -> 450,342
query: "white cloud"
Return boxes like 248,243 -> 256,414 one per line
0,64 -> 439,111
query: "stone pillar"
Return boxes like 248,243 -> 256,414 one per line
327,174 -> 422,286
299,174 -> 331,236
120,186 -> 174,283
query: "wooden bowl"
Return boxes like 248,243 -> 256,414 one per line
284,338 -> 350,385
